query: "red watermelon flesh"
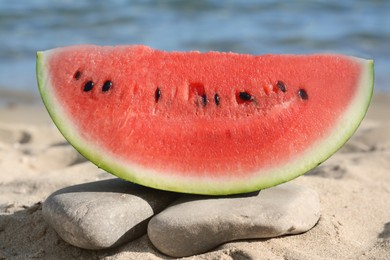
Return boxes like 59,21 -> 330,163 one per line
36,45 -> 373,195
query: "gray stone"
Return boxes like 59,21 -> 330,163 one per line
42,178 -> 179,250
148,182 -> 320,257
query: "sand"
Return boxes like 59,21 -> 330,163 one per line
0,91 -> 389,260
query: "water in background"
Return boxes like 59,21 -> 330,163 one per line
0,0 -> 389,95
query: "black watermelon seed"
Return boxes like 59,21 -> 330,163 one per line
102,80 -> 112,92
276,81 -> 287,92
83,81 -> 94,92
201,94 -> 207,106
214,93 -> 220,106
155,87 -> 161,102
74,71 -> 81,80
298,89 -> 308,100
239,91 -> 253,101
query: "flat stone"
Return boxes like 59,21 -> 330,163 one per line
148,182 -> 320,257
42,178 -> 179,250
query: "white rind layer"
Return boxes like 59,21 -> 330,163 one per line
37,51 -> 374,195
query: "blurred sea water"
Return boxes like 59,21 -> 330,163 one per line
0,0 -> 388,95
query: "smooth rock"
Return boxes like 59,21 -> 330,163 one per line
42,178 -> 179,250
148,182 -> 320,257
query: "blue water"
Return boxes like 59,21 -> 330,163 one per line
0,0 -> 389,95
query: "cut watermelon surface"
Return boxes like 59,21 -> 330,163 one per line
36,45 -> 374,195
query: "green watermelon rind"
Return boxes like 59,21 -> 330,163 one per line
37,51 -> 374,195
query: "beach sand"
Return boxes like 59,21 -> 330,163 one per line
0,91 -> 389,260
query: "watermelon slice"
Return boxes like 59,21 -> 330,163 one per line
36,45 -> 373,195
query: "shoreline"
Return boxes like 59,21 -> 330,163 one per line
0,88 -> 40,107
